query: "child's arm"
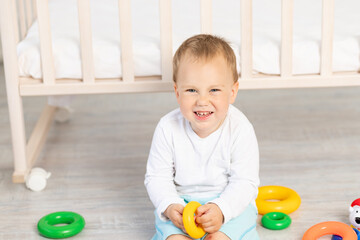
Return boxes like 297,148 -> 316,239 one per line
144,121 -> 185,221
208,124 -> 260,223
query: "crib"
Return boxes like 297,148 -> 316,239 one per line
1,0 -> 360,184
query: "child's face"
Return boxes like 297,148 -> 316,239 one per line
174,54 -> 239,138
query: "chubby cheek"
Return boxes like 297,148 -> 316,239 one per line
214,97 -> 230,111
178,97 -> 195,118
215,107 -> 227,119
215,101 -> 231,119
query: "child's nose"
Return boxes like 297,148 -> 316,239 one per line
197,94 -> 209,106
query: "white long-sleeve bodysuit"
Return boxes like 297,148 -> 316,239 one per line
144,105 -> 259,223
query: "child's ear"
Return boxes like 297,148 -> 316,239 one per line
174,83 -> 180,100
230,81 -> 239,103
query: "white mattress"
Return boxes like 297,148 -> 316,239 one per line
18,0 -> 360,79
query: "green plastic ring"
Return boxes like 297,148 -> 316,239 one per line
38,211 -> 85,239
261,212 -> 291,230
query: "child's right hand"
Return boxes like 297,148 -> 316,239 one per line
164,204 -> 186,232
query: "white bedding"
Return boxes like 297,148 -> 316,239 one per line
18,0 -> 360,79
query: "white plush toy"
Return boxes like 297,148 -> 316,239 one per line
349,198 -> 360,230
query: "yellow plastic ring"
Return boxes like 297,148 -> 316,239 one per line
183,201 -> 206,239
256,185 -> 301,215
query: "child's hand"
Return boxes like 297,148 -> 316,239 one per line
164,204 -> 186,232
195,203 -> 224,233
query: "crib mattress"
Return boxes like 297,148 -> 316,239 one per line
17,0 -> 360,79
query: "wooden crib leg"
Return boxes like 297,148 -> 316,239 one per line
10,104 -> 57,183
1,0 -> 27,182
0,0 -> 56,183
26,105 -> 57,173
7,103 -> 28,183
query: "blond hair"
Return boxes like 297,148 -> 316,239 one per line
173,34 -> 238,83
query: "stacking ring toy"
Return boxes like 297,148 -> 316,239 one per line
332,228 -> 360,240
38,211 -> 85,239
183,201 -> 206,239
302,221 -> 357,240
261,212 -> 291,230
256,185 -> 301,215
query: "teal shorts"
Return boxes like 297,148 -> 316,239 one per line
151,195 -> 259,240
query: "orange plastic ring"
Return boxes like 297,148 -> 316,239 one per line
302,221 -> 357,240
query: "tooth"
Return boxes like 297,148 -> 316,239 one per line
197,112 -> 209,116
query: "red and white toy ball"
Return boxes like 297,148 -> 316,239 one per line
349,198 -> 360,230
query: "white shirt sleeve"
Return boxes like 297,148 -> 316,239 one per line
144,120 -> 186,221
209,124 -> 260,223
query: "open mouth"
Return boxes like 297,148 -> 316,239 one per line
194,111 -> 213,120
356,217 -> 360,224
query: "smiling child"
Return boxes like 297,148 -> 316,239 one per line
145,34 -> 260,240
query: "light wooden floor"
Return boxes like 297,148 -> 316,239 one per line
0,63 -> 359,240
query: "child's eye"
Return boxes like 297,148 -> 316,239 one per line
186,89 -> 196,93
210,89 -> 220,92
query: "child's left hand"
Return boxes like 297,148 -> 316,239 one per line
195,203 -> 224,233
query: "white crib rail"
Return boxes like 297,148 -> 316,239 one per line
159,0 -> 173,83
77,0 -> 95,83
36,0 -> 55,85
14,0 -> 36,42
321,0 -> 335,77
32,0 -> 37,23
118,0 -> 135,82
240,0 -> 253,79
11,1 -> 20,44
18,0 -> 27,39
201,0 -> 212,34
281,0 -> 293,78
25,0 -> 33,29
2,0 -> 360,97
237,0 -> 360,89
